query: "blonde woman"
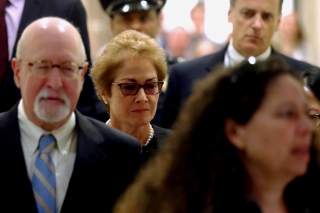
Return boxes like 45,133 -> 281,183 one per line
91,30 -> 170,163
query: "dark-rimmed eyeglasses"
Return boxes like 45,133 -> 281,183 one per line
25,60 -> 85,78
112,81 -> 164,96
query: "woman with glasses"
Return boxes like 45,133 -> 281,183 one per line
91,30 -> 170,163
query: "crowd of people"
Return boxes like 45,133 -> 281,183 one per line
115,57 -> 318,213
1,0 -> 320,212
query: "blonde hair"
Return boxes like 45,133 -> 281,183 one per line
91,30 -> 167,101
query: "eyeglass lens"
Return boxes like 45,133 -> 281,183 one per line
117,82 -> 163,96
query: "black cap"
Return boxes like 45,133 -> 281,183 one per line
100,0 -> 166,15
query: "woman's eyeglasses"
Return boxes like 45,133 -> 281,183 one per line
112,81 -> 164,96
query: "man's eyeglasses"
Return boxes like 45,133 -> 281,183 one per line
112,81 -> 164,96
26,60 -> 84,78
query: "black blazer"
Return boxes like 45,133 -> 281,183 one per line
1,0 -> 107,121
0,106 -> 141,212
141,125 -> 171,164
160,45 -> 320,128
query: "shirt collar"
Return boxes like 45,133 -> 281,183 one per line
18,100 -> 76,154
225,40 -> 271,67
7,0 -> 23,7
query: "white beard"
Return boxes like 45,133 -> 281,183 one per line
34,89 -> 71,123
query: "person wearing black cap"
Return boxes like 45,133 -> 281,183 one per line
100,0 -> 165,38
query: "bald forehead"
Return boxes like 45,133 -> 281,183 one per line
17,17 -> 85,60
21,18 -> 79,44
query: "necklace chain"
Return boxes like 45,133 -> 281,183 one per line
106,119 -> 154,145
145,124 -> 154,145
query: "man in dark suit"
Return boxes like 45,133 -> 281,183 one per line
1,17 -> 140,213
161,0 -> 319,128
1,0 -> 107,121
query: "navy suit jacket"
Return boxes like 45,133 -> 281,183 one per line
160,45 -> 320,128
141,125 -> 171,164
1,0 -> 107,121
0,106 -> 141,212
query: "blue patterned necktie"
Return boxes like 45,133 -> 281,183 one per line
32,134 -> 57,213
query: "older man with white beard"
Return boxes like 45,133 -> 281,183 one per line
0,17 -> 141,213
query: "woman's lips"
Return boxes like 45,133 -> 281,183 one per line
131,108 -> 149,112
291,144 -> 310,158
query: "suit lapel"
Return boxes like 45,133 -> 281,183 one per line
1,106 -> 37,212
61,112 -> 108,212
270,48 -> 282,57
205,45 -> 228,73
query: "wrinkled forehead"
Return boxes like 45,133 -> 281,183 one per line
30,19 -> 80,43
19,19 -> 85,61
23,18 -> 77,39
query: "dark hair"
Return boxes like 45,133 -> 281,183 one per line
114,57 -> 302,213
305,69 -> 320,101
230,0 -> 283,13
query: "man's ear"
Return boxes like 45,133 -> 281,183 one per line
225,118 -> 245,150
80,62 -> 89,80
228,9 -> 232,23
11,58 -> 22,88
275,16 -> 281,32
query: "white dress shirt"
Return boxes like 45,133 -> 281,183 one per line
224,39 -> 271,67
18,101 -> 77,213
5,0 -> 24,58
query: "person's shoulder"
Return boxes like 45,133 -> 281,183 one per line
0,106 -> 18,129
0,110 -> 11,121
152,125 -> 171,143
171,52 -> 218,70
76,112 -> 139,149
272,51 -> 320,72
152,125 -> 171,137
44,0 -> 85,12
170,48 -> 226,75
